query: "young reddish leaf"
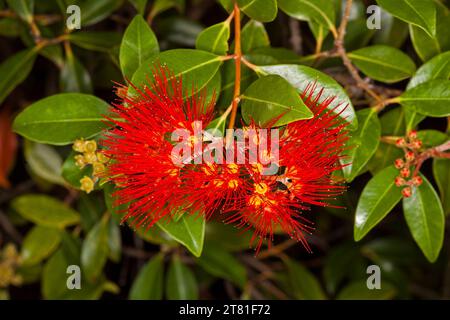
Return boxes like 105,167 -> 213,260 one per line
0,107 -> 18,188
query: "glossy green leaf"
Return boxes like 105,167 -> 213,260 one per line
240,20 -> 270,54
68,32 -> 122,52
148,0 -> 185,20
0,48 -> 37,105
284,258 -> 326,300
131,49 -> 222,98
342,108 -> 380,182
166,254 -> 198,299
119,15 -> 159,79
196,243 -> 246,287
433,159 -> 450,216
157,213 -> 205,257
60,52 -> 93,93
24,141 -> 65,186
13,93 -> 112,145
375,0 -> 436,37
129,0 -> 148,14
241,75 -> 313,127
403,175 -> 445,262
77,194 -> 103,232
367,108 -> 405,174
373,9 -> 409,48
399,80 -> 450,117
237,0 -> 277,23
6,0 -> 34,22
407,51 -> 450,89
79,0 -> 123,26
108,218 -> 122,262
81,217 -> 110,281
348,45 -> 416,83
43,247 -> 105,300
278,0 -> 336,35
337,281 -> 396,300
11,194 -> 80,228
416,130 -> 448,148
196,21 -> 230,55
205,222 -> 252,252
21,226 -> 61,266
258,64 -> 357,130
129,253 -> 164,300
409,9 -> 450,62
354,166 -> 403,241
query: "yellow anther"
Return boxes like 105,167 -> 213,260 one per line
96,152 -> 109,163
252,163 -> 263,173
227,163 -> 239,174
248,195 -> 263,207
254,182 -> 269,195
228,179 -> 239,189
80,176 -> 94,194
213,179 -> 224,187
167,168 -> 179,177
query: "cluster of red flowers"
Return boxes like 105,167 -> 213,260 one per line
102,67 -> 349,252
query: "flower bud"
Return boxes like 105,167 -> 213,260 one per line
395,177 -> 406,187
394,158 -> 404,169
411,140 -> 422,149
73,139 -> 86,153
400,168 -> 410,178
405,151 -> 415,161
93,162 -> 106,176
84,152 -> 97,164
408,130 -> 417,140
402,187 -> 412,198
84,140 -> 97,153
396,138 -> 406,147
80,176 -> 94,194
96,152 -> 109,163
412,176 -> 423,187
74,154 -> 86,168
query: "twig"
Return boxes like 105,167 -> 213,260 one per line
257,239 -> 296,259
288,18 -> 302,55
414,140 -> 450,176
0,210 -> 22,244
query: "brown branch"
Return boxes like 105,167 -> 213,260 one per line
288,18 -> 302,55
414,140 -> 450,176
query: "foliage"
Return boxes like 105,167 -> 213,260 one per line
0,0 -> 449,300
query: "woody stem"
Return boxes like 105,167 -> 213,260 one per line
227,3 -> 242,132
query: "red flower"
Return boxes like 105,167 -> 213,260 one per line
101,67 -> 214,229
222,84 -> 349,252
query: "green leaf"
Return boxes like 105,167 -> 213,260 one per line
284,258 -> 326,300
21,226 -> 61,266
104,182 -> 128,220
0,18 -> 23,37
43,247 -> 106,299
166,254 -> 198,299
157,213 -> 205,257
258,64 -> 357,130
81,216 -> 110,281
129,253 -> 164,299
11,194 -> 80,228
130,49 -> 222,98
205,222 -> 252,252
433,159 -> 450,216
241,75 -> 313,127
278,0 -> 336,35
373,9 -> 409,48
60,52 -> 93,93
67,32 -> 122,52
0,48 -> 37,105
367,108 -> 405,174
240,20 -> 270,54
399,79 -> 450,117
62,151 -> 93,190
24,140 -> 65,186
79,0 -> 123,26
195,21 -> 230,55
77,194 -> 103,232
148,0 -> 185,20
403,175 -> 445,262
237,0 -> 277,23
323,243 -> 361,294
407,51 -> 450,89
342,108 -> 380,182
354,166 -> 403,241
348,45 -> 416,83
13,93 -> 112,145
6,0 -> 34,22
129,0 -> 148,15
108,218 -> 122,262
337,281 -> 396,300
196,243 -> 246,287
416,130 -> 448,148
375,0 -> 436,37
119,15 -> 159,79
409,9 -> 450,62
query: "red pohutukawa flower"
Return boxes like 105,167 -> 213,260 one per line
102,67 -> 349,253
